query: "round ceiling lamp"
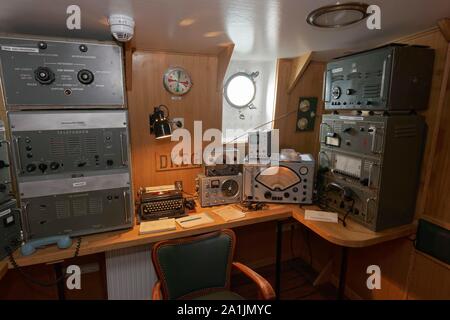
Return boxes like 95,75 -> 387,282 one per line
307,2 -> 369,28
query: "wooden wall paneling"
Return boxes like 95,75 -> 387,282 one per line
422,44 -> 450,225
217,44 -> 235,91
127,51 -> 221,194
287,52 -> 313,93
438,18 -> 450,43
391,28 -> 450,222
407,251 -> 450,300
274,61 -> 325,156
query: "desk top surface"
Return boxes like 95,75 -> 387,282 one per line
4,204 -> 416,268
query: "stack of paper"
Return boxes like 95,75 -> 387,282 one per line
176,213 -> 214,229
213,206 -> 246,222
139,218 -> 176,235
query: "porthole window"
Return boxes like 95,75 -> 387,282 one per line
224,71 -> 259,109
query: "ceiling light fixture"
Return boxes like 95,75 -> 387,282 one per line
306,2 -> 369,28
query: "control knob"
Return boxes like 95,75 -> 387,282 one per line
38,163 -> 48,173
77,69 -> 94,85
0,160 -> 9,169
34,67 -> 55,85
264,191 -> 272,200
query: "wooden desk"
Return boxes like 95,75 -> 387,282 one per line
1,203 -> 416,300
290,205 -> 416,299
8,204 -> 291,268
291,205 -> 417,247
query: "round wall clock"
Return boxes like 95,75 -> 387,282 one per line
163,67 -> 193,96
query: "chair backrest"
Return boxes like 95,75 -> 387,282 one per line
152,229 -> 236,300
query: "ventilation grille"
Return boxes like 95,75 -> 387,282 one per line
72,197 -> 88,217
332,74 -> 344,82
66,137 -> 82,156
363,84 -> 381,98
394,125 -> 417,138
365,70 -> 383,78
85,137 -> 98,154
347,72 -> 361,80
89,197 -> 103,215
56,200 -> 71,219
50,137 -> 65,157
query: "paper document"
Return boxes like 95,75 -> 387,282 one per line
139,218 -> 176,235
176,213 -> 214,228
304,210 -> 338,223
213,206 -> 246,222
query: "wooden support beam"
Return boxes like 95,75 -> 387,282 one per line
287,51 -> 313,94
217,43 -> 235,91
313,259 -> 333,287
438,18 -> 450,43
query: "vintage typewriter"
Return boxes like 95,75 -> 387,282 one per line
137,185 -> 186,221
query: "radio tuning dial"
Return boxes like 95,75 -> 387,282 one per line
332,86 -> 341,99
299,167 -> 309,175
34,67 -> 55,85
264,191 -> 272,199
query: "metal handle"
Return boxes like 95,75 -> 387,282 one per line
380,55 -> 390,100
21,202 -> 31,239
365,197 -> 377,222
123,190 -> 130,223
0,140 -> 13,184
119,132 -> 127,166
12,136 -> 23,173
369,127 -> 379,154
368,162 -> 378,188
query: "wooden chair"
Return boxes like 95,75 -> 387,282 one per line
151,229 -> 275,300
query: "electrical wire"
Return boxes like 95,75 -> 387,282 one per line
6,237 -> 82,287
226,109 -> 299,144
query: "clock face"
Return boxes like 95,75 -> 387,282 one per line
163,67 -> 193,96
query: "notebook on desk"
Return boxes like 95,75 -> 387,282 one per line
213,206 -> 246,222
176,213 -> 214,229
139,218 -> 176,235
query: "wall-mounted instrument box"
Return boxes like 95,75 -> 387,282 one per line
19,172 -> 132,240
0,120 -> 13,205
0,199 -> 22,259
0,36 -> 125,109
8,110 -> 133,240
243,154 -> 315,204
318,114 -> 425,231
324,44 -> 435,111
8,110 -> 129,178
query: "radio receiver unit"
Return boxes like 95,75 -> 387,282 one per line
9,110 -> 129,178
243,154 -> 315,204
197,174 -> 242,207
324,44 -> 434,111
318,114 -> 425,231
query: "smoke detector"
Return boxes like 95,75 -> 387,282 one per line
108,14 -> 135,42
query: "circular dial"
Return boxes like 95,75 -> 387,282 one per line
163,67 -> 193,96
221,179 -> 239,197
78,69 -> 94,85
34,67 -> 55,85
299,166 -> 309,175
332,86 -> 341,99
